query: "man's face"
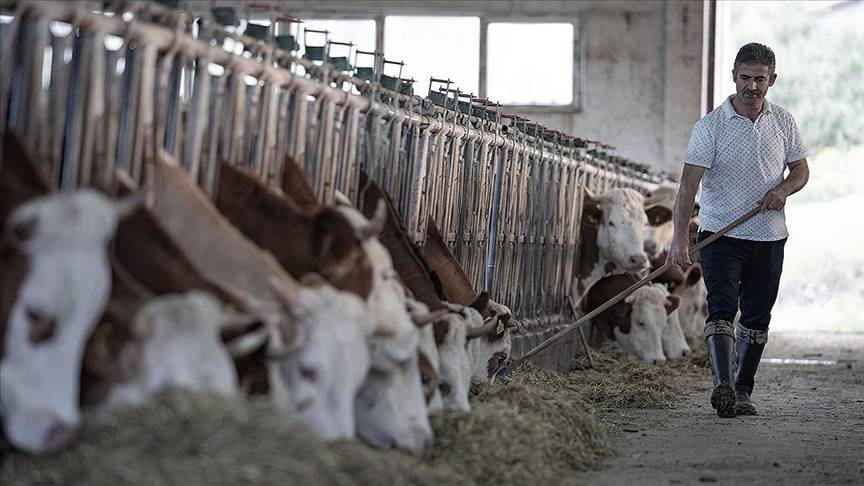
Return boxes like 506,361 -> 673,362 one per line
732,63 -> 776,106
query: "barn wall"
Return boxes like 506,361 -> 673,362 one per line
186,1 -> 704,175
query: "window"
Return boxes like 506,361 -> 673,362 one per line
384,16 -> 480,97
487,22 -> 574,106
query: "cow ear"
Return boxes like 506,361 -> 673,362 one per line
644,204 -> 673,227
665,295 -> 681,315
685,265 -> 702,286
360,199 -> 387,240
113,190 -> 148,220
267,276 -> 301,308
470,291 -> 490,313
583,194 -> 602,226
333,190 -> 352,206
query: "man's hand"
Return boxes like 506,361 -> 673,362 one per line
666,236 -> 692,268
758,187 -> 787,211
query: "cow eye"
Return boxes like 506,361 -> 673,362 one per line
638,322 -> 645,327
608,220 -> 616,227
299,365 -> 318,382
27,308 -> 56,343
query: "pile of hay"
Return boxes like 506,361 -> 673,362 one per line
431,363 -> 609,485
3,344 -> 704,485
2,367 -> 610,486
1,390 -> 464,486
566,340 -> 709,409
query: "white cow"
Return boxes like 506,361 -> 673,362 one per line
643,186 -> 677,258
266,274 -> 375,441
583,276 -> 679,365
574,188 -> 653,302
0,189 -> 139,455
89,291 -> 239,414
467,300 -> 516,380
335,201 -> 433,454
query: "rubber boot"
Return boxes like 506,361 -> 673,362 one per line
734,324 -> 768,415
705,320 -> 736,418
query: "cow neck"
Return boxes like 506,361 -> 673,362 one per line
359,171 -> 446,311
280,154 -> 319,210
148,155 -> 292,300
575,218 -> 600,281
0,129 -> 51,229
215,161 -> 373,299
421,217 -> 480,307
80,259 -> 152,408
113,206 -> 240,303
583,273 -> 640,345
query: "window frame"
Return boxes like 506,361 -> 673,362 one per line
257,12 -> 584,112
481,16 -> 583,112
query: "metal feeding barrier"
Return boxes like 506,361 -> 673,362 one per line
0,0 -> 670,330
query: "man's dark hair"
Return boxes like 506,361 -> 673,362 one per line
733,42 -> 776,73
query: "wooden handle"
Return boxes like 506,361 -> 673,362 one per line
514,205 -> 762,366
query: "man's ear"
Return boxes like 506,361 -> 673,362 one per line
768,73 -> 777,86
731,69 -> 737,83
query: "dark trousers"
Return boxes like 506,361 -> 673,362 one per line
698,231 -> 787,331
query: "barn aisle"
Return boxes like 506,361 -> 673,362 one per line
574,331 -> 864,485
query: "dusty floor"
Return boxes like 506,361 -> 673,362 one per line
573,331 -> 864,486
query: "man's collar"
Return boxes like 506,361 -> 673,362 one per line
723,95 -> 772,119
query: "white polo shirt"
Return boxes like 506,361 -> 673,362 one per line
684,96 -> 809,241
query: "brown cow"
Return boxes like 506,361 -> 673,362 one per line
215,161 -> 374,299
421,217 -> 486,309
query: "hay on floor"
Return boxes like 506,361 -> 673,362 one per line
1,390 -> 464,486
2,342 -> 704,485
566,340 -> 709,409
431,364 -> 608,485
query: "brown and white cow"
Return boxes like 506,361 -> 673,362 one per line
573,188 -> 657,302
0,189 -> 140,455
582,274 -> 679,364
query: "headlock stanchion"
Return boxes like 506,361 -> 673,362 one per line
0,0 -> 673,333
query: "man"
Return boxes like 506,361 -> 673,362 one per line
667,43 -> 809,418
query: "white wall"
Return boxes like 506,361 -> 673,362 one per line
187,0 -> 704,174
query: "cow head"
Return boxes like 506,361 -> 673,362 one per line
93,291 -> 239,413
266,275 -> 373,441
613,285 -> 673,364
430,305 -> 474,412
1,189 -> 140,455
643,187 -> 675,259
467,300 -> 516,379
356,324 -> 433,455
586,188 -> 651,273
408,298 -> 446,413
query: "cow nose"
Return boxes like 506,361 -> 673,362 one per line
629,254 -> 648,267
644,242 -> 657,256
652,358 -> 666,365
10,215 -> 38,243
42,421 -> 77,453
681,349 -> 690,357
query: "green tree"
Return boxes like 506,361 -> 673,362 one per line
729,2 -> 864,151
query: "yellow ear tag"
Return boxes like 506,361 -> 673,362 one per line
496,320 -> 505,336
